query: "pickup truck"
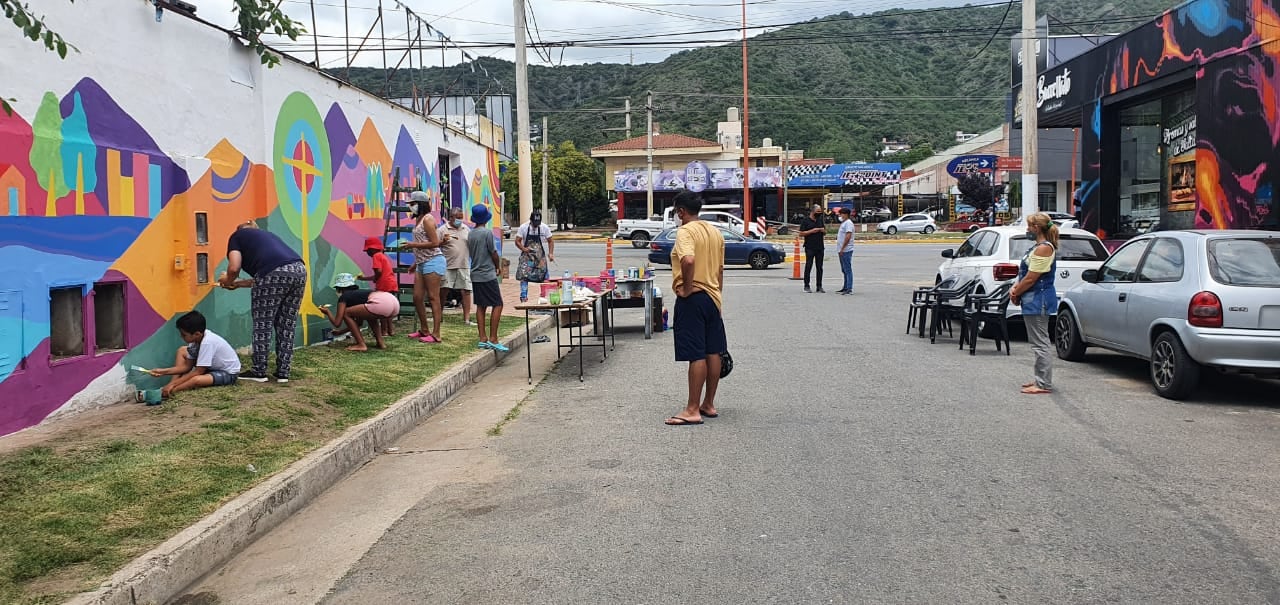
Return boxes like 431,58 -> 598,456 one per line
614,205 -> 765,248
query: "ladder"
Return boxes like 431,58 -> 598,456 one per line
382,167 -> 419,322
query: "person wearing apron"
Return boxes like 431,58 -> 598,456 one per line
1010,212 -> 1059,395
515,211 -> 555,302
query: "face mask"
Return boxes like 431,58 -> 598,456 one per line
1025,230 -> 1037,240
452,219 -> 463,228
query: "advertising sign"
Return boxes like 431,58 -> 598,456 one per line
684,161 -> 709,193
946,155 -> 997,177
997,156 -> 1023,171
787,162 -> 901,188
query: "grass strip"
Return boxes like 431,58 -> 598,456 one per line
0,317 -> 521,604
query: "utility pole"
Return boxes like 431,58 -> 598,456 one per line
1020,0 -> 1038,218
541,115 -> 549,221
602,97 -> 632,139
740,0 -> 752,228
646,90 -> 654,218
782,142 -> 790,223
514,0 -> 533,224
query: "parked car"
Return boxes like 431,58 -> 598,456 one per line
502,224 -> 512,239
1055,230 -> 1280,399
936,225 -> 1110,321
616,205 -> 764,248
648,226 -> 786,269
859,207 -> 893,223
1012,211 -> 1076,225
878,213 -> 937,235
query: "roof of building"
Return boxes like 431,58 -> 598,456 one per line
591,133 -> 721,153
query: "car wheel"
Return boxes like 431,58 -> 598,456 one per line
630,231 -> 650,248
886,226 -> 898,235
1054,309 -> 1087,361
1150,331 -> 1201,400
922,225 -> 935,234
748,250 -> 770,269
777,226 -> 790,235
968,225 -> 980,233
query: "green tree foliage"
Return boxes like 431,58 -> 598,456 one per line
893,143 -> 936,167
3,0 -> 302,114
501,142 -> 607,227
338,0 -> 1172,162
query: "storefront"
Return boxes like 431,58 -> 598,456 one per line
612,163 -> 783,220
1027,0 -> 1279,239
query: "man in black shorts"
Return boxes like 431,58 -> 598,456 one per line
467,204 -> 508,352
665,190 -> 727,426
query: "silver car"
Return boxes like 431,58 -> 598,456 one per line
877,213 -> 937,235
1055,230 -> 1280,399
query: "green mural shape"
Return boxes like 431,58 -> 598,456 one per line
29,92 -> 69,200
272,92 -> 332,243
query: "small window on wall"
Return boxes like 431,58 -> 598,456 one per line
49,287 -> 85,360
197,253 -> 210,284
1038,182 -> 1057,212
93,282 -> 126,353
195,212 -> 209,245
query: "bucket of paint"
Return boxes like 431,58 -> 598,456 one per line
136,389 -> 163,406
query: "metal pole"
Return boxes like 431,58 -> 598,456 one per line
782,143 -> 789,222
514,0 -> 534,224
740,0 -> 752,228
541,115 -> 549,220
343,0 -> 351,80
309,0 -> 319,67
1069,127 -> 1079,214
1020,0 -> 1039,218
379,0 -> 387,75
646,90 -> 654,218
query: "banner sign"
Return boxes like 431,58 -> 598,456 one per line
612,165 -> 781,193
946,155 -> 997,177
997,156 -> 1023,171
787,162 -> 902,187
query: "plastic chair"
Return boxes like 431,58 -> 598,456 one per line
928,278 -> 978,343
907,275 -> 960,337
958,282 -> 1013,355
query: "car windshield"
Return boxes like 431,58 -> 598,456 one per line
1208,237 -> 1280,287
1009,235 -> 1109,261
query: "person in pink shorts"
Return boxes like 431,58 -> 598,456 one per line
319,273 -> 401,351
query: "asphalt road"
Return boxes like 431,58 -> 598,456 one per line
322,242 -> 1280,604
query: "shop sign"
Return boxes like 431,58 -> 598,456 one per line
1163,115 -> 1197,158
946,155 -> 997,178
1036,67 -> 1072,113
997,156 -> 1023,171
684,161 -> 709,193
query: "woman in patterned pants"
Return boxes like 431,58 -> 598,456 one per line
220,222 -> 307,383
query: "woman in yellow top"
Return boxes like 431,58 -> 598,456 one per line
1009,213 -> 1059,395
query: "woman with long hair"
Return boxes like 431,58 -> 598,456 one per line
1010,212 -> 1059,395
402,191 -> 450,343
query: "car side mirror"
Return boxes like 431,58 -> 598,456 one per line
1082,269 -> 1099,283
940,249 -> 954,259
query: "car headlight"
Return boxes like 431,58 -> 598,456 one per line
772,244 -> 784,252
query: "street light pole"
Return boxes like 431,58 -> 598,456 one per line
646,90 -> 654,218
740,0 -> 752,229
541,115 -> 549,220
514,0 -> 533,224
1020,0 -> 1039,219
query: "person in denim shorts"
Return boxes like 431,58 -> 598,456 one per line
147,311 -> 242,398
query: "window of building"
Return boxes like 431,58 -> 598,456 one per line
1119,99 -> 1164,235
1038,182 -> 1057,212
49,287 -> 85,360
197,253 -> 210,284
195,212 -> 209,245
93,282 -> 126,353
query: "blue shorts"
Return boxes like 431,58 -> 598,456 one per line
208,370 -> 238,386
417,255 -> 446,276
673,291 -> 727,362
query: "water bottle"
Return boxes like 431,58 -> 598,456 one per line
561,270 -> 574,304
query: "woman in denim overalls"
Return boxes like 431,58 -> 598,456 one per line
1009,213 -> 1059,394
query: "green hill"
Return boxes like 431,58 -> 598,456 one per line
338,0 -> 1179,161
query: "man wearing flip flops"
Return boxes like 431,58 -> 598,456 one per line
665,190 -> 726,427
467,205 -> 509,352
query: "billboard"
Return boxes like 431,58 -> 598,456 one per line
612,164 -> 782,192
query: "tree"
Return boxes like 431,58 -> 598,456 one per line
956,173 -> 994,211
3,0 -> 303,115
501,141 -> 607,228
894,143 -> 935,167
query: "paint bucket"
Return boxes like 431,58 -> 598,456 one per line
135,389 -> 163,406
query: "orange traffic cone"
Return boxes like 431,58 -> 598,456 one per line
790,237 -> 802,280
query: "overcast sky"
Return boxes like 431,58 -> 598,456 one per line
194,0 -> 965,68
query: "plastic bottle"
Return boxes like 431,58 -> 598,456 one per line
561,270 -> 574,304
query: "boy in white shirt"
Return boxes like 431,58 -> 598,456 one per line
148,311 -> 243,398
836,207 -> 855,295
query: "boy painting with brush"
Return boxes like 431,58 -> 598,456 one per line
145,311 -> 241,398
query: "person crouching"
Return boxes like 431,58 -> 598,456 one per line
320,273 -> 400,351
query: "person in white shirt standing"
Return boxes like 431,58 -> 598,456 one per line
442,207 -> 474,325
836,207 -> 856,295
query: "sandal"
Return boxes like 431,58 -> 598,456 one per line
1020,385 -> 1052,395
420,335 -> 440,344
408,332 -> 424,339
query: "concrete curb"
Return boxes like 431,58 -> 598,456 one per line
66,315 -> 555,605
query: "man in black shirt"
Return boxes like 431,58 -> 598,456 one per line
798,204 -> 827,292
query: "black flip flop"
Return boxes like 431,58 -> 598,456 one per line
665,416 -> 703,426
700,412 -> 719,418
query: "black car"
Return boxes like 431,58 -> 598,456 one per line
647,226 -> 787,269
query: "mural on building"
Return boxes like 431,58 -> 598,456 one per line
1074,0 -> 1279,234
0,78 -> 502,436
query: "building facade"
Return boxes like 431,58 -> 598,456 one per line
0,2 -> 503,435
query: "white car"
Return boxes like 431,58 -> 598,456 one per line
936,225 -> 1110,320
878,213 -> 937,235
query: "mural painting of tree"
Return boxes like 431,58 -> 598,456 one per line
28,92 -> 68,214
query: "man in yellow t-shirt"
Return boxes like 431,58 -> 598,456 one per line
665,190 -> 726,426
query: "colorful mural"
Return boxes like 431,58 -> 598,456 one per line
0,78 -> 502,436
1061,0 -> 1280,235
